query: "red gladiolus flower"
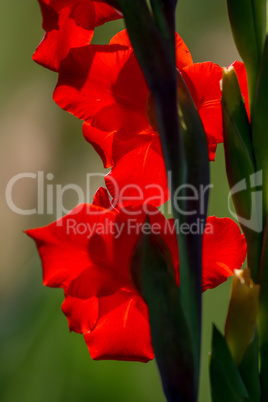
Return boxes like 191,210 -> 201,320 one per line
53,29 -> 248,207
33,0 -> 122,71
26,188 -> 246,362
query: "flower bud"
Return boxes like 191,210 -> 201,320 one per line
227,0 -> 266,106
225,268 -> 260,364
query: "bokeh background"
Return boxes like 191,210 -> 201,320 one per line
0,1 -> 241,401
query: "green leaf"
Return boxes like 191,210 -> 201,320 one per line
258,216 -> 268,399
222,67 -> 255,222
162,71 -> 211,389
252,35 -> 268,218
173,71 -> 210,361
117,0 -> 174,89
227,0 -> 266,107
238,330 -> 261,402
222,66 -> 262,282
150,0 -> 177,63
210,325 -> 249,402
130,228 -> 197,401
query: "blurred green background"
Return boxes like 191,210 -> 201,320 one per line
0,1 -> 241,401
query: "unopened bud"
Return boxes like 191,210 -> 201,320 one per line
225,268 -> 260,364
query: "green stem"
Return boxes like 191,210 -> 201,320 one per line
117,1 -> 205,400
131,232 -> 196,402
150,0 -> 177,63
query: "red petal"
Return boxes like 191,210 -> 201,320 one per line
26,204 -> 122,296
181,62 -> 223,154
53,45 -> 148,130
92,187 -> 116,211
62,294 -> 99,333
109,29 -> 132,47
202,216 -> 247,291
34,1 -> 95,71
175,32 -> 193,70
105,132 -> 169,207
83,121 -> 115,168
93,2 -> 122,26
207,143 -> 217,161
34,0 -> 121,71
84,291 -> 154,362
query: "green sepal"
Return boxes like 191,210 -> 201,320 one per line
210,325 -> 249,401
130,227 -> 197,402
238,330 -> 261,402
222,67 -> 262,282
252,35 -> 268,218
227,0 -> 266,106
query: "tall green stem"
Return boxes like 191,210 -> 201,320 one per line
116,1 -> 208,400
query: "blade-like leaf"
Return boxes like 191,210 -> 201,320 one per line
222,66 -> 262,282
238,330 -> 261,402
252,35 -> 268,219
258,216 -> 268,399
210,325 -> 249,401
130,228 -> 197,402
174,71 -> 210,364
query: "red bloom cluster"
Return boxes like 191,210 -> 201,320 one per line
52,29 -> 249,206
29,2 -> 249,363
27,188 -> 246,361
